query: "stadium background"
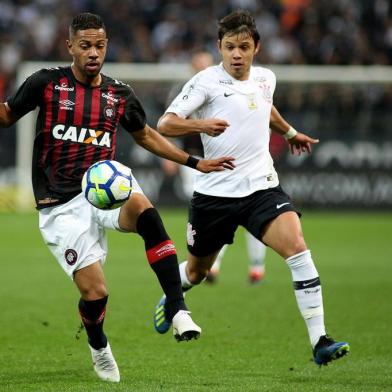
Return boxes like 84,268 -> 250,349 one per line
1,0 -> 392,210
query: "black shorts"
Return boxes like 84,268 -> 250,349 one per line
187,185 -> 300,257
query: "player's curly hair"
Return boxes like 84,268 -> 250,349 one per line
218,10 -> 260,45
69,13 -> 106,36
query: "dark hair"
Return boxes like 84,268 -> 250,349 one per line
218,10 -> 260,45
69,13 -> 106,36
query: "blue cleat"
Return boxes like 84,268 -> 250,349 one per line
154,295 -> 171,334
313,335 -> 350,366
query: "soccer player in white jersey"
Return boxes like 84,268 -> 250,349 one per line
153,10 -> 349,366
162,50 -> 267,284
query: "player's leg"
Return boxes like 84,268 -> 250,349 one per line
262,211 -> 349,365
117,187 -> 200,341
39,194 -> 119,382
205,244 -> 228,283
74,262 -> 120,382
245,231 -> 266,284
154,192 -> 236,334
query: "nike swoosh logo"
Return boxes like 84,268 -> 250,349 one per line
303,279 -> 319,287
119,184 -> 132,192
224,92 -> 234,97
276,202 -> 290,209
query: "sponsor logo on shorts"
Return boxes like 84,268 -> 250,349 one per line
65,249 -> 78,265
276,202 -> 290,209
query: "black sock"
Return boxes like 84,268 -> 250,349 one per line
137,208 -> 187,319
78,296 -> 108,350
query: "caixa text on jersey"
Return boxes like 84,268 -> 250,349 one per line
51,124 -> 111,148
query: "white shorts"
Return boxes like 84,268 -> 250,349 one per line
39,177 -> 143,279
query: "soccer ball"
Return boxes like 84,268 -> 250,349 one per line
82,160 -> 132,210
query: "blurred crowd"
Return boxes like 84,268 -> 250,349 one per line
0,0 -> 391,168
1,0 -> 392,92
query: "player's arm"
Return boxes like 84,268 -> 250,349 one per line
158,112 -> 229,138
270,105 -> 319,154
132,124 -> 235,173
0,102 -> 20,128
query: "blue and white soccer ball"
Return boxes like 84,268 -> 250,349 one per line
82,160 -> 132,210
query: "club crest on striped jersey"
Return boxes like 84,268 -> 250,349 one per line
104,105 -> 116,120
51,124 -> 112,147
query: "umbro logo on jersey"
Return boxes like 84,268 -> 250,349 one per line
55,83 -> 74,91
224,92 -> 235,97
59,99 -> 75,110
52,124 -> 112,148
276,202 -> 290,209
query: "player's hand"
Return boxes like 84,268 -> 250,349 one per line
196,156 -> 235,173
287,132 -> 319,155
202,118 -> 230,137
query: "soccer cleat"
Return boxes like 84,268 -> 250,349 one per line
248,267 -> 265,284
313,335 -> 350,366
172,310 -> 201,342
89,342 -> 120,382
154,295 -> 172,334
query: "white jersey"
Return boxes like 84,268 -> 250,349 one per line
166,63 -> 279,197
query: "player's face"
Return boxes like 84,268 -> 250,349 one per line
67,28 -> 108,84
218,33 -> 259,81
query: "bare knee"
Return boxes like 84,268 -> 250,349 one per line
186,252 -> 219,284
78,282 -> 108,301
187,265 -> 209,285
284,236 -> 307,258
73,262 -> 108,300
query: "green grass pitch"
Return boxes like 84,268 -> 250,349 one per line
0,210 -> 391,391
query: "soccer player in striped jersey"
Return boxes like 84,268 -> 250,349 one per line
153,10 -> 349,366
0,13 -> 235,383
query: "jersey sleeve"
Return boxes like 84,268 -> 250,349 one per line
165,72 -> 209,119
119,89 -> 147,132
7,69 -> 50,117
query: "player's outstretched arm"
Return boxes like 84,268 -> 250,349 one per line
158,113 -> 229,137
269,105 -> 319,155
0,103 -> 19,128
132,125 -> 235,173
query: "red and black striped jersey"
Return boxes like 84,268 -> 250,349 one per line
7,66 -> 146,209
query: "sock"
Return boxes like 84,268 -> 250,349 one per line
286,250 -> 326,347
179,261 -> 193,290
245,231 -> 266,270
78,296 -> 108,350
211,245 -> 227,273
137,208 -> 186,319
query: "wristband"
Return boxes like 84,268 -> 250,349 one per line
283,126 -> 298,140
185,155 -> 200,169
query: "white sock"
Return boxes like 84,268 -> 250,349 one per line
179,261 -> 193,289
286,250 -> 326,347
245,231 -> 266,268
211,245 -> 227,272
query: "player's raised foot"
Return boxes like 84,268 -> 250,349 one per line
248,266 -> 265,284
313,335 -> 350,367
89,342 -> 120,382
154,295 -> 172,334
172,310 -> 201,342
